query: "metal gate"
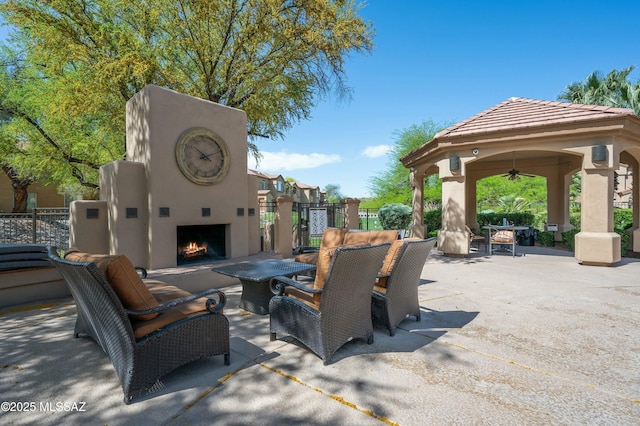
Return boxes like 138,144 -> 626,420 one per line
292,203 -> 345,249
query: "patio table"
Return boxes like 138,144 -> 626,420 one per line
483,225 -> 530,257
212,259 -> 316,314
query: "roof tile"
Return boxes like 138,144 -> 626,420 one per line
436,97 -> 634,139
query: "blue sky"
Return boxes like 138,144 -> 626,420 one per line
250,0 -> 640,198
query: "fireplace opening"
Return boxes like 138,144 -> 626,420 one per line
177,224 -> 226,265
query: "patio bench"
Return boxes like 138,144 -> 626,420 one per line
0,244 -> 52,271
48,247 -> 230,404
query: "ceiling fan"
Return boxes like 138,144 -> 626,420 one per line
503,152 -> 535,180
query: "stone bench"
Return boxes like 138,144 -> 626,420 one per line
0,244 -> 69,308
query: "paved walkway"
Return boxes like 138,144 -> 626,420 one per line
1,246 -> 639,425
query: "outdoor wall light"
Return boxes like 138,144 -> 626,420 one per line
592,145 -> 607,162
449,155 -> 460,171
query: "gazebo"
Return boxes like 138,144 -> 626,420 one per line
401,97 -> 640,266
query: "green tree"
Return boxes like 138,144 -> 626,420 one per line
368,120 -> 450,207
476,175 -> 546,213
323,183 -> 343,203
558,66 -> 640,115
0,0 -> 374,193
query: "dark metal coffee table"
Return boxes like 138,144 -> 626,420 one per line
212,259 -> 316,314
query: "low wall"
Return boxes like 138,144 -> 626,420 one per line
0,267 -> 69,308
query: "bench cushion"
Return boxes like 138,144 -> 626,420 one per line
130,280 -> 210,339
65,250 -> 159,320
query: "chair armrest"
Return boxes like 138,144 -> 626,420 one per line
125,288 -> 227,315
270,275 -> 323,296
293,246 -> 320,255
135,266 -> 147,278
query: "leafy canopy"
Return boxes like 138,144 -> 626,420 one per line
0,0 -> 374,193
558,66 -> 640,115
367,120 -> 450,207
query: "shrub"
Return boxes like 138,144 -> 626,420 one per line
477,212 -> 534,227
378,203 -> 412,230
423,208 -> 442,234
537,231 -> 555,247
561,228 -> 581,251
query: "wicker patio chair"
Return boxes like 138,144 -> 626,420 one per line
269,243 -> 390,365
371,237 -> 436,336
47,247 -> 230,404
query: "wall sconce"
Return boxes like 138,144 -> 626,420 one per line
449,155 -> 460,171
592,145 -> 607,162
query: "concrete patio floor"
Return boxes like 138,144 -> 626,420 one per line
1,245 -> 639,425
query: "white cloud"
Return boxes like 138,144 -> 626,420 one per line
249,151 -> 341,171
362,144 -> 392,158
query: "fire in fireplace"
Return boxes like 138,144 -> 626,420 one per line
177,224 -> 226,265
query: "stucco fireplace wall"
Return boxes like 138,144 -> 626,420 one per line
70,85 -> 259,269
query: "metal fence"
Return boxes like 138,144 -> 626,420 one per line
359,208 -> 381,230
258,201 -> 276,252
0,208 -> 70,249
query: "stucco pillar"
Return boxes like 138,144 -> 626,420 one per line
547,170 -> 572,241
438,175 -> 468,256
575,147 -> 621,265
409,169 -> 425,238
465,176 -> 478,229
100,160 -> 149,267
274,197 -> 293,258
342,198 -> 361,229
624,154 -> 640,253
69,200 -> 109,254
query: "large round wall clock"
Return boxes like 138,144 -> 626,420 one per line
175,127 -> 230,185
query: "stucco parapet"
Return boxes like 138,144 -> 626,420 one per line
275,196 -> 294,204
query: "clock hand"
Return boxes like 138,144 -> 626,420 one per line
202,148 -> 222,160
189,145 -> 212,161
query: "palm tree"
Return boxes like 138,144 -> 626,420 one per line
496,194 -> 529,213
558,66 -> 640,115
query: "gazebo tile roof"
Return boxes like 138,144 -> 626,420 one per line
435,97 -> 634,139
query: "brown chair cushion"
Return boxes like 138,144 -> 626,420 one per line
310,242 -> 366,306
343,230 -> 398,246
293,228 -> 348,266
377,239 -> 405,288
294,252 -> 319,265
320,228 -> 348,248
64,249 -> 117,275
284,284 -> 319,310
373,283 -> 387,294
64,251 -> 159,320
129,280 -> 211,339
342,230 -> 371,245
367,230 -> 399,245
492,230 -> 514,243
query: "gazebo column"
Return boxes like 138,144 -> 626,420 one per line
629,155 -> 640,252
466,176 -> 479,229
575,147 -> 621,265
409,168 -> 426,238
546,170 -> 571,242
438,175 -> 468,256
